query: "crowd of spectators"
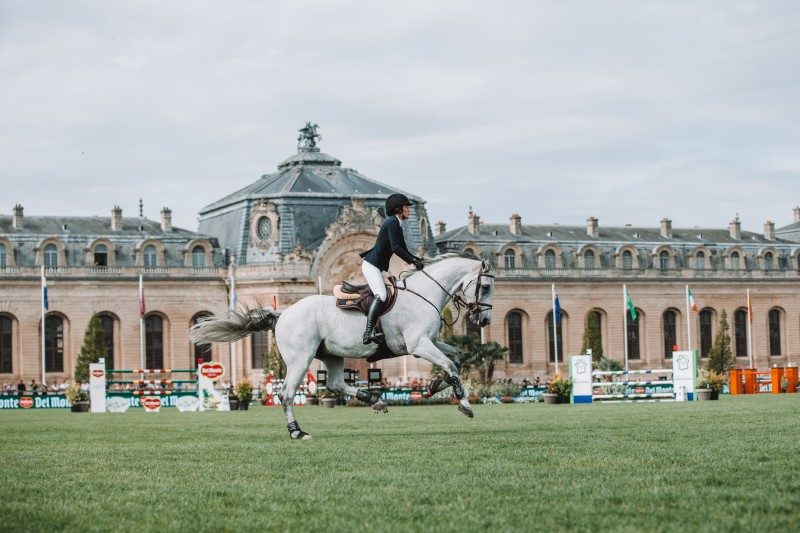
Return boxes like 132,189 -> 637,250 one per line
2,379 -> 72,395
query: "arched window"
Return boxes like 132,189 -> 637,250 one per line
0,244 -> 6,268
583,310 -> 603,358
584,249 -> 595,269
192,246 -> 206,268
97,314 -> 115,370
768,309 -> 782,356
144,245 -> 158,267
144,315 -> 164,368
764,252 -> 774,271
699,309 -> 713,358
43,315 -> 64,372
663,310 -> 677,359
506,312 -> 523,364
546,310 -> 563,363
0,315 -> 11,373
44,244 -> 58,267
544,249 -> 556,269
659,250 -> 669,270
504,249 -> 516,269
252,330 -> 269,369
94,244 -> 108,267
730,251 -> 740,270
622,250 -> 633,270
734,309 -> 748,358
626,309 -> 640,360
696,251 -> 705,270
192,314 -> 213,365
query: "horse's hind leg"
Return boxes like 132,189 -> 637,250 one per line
279,351 -> 315,440
318,355 -> 387,413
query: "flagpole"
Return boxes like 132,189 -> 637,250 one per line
40,266 -> 46,388
685,285 -> 692,352
139,274 -> 145,375
623,284 -> 629,372
551,284 -> 559,372
229,261 -> 237,384
747,289 -> 753,369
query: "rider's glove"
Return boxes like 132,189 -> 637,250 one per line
413,258 -> 425,270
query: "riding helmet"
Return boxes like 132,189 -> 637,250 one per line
385,193 -> 412,216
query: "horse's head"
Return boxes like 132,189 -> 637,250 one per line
462,259 -> 494,328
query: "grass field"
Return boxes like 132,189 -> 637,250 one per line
2,395 -> 799,532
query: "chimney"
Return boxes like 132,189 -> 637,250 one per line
111,205 -> 123,231
12,204 -> 23,230
509,213 -> 522,236
160,207 -> 172,232
763,220 -> 775,241
586,216 -> 599,238
729,217 -> 741,240
794,206 -> 800,222
660,217 -> 673,239
467,209 -> 480,235
434,220 -> 447,237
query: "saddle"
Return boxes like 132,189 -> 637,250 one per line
333,276 -> 400,363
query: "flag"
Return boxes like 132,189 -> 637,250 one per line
747,289 -> 753,324
687,288 -> 699,312
41,266 -> 48,311
553,289 -> 562,325
625,286 -> 637,321
138,275 -> 145,318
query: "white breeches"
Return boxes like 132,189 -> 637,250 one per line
361,261 -> 387,301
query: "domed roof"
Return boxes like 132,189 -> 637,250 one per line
200,124 -> 419,215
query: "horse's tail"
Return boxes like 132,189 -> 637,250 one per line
188,307 -> 280,344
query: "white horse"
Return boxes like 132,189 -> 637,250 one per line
189,253 -> 494,440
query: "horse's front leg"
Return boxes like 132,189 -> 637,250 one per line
410,337 -> 474,418
426,340 -> 466,396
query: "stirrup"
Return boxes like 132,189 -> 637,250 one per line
363,330 -> 384,345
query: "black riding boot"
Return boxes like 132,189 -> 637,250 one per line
362,297 -> 385,345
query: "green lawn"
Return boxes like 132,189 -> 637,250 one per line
1,395 -> 799,532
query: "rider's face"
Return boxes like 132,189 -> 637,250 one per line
398,205 -> 410,220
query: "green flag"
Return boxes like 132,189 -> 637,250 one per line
625,287 -> 637,321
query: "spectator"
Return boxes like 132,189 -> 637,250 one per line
17,380 -> 26,394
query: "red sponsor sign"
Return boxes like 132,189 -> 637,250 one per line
19,396 -> 34,409
141,397 -> 161,410
91,369 -> 104,378
410,391 -> 422,401
200,363 -> 224,380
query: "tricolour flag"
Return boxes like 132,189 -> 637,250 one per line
138,274 -> 146,318
553,289 -> 562,325
688,288 -> 699,312
625,286 -> 637,321
41,266 -> 48,311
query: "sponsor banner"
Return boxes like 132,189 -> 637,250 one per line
107,391 -> 197,408
0,394 -> 72,409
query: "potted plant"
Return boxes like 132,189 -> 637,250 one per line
235,378 -> 253,410
319,390 -> 337,408
696,370 -> 713,401
704,370 -> 726,400
65,382 -> 90,412
227,389 -> 239,411
545,373 -> 572,404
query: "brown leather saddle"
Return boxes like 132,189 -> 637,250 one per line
332,276 -> 399,362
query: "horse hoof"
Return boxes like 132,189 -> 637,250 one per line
428,378 -> 443,395
300,433 -> 313,440
372,401 -> 388,413
458,404 -> 474,418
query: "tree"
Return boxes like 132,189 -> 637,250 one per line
580,311 -> 603,363
446,334 -> 508,384
266,331 -> 286,379
707,310 -> 733,373
75,314 -> 107,382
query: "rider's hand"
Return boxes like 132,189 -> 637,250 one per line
413,259 -> 425,270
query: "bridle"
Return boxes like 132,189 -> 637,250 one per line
397,262 -> 494,327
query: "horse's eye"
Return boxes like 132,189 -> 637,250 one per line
481,284 -> 491,293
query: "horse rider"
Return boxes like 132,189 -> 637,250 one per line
359,193 -> 425,344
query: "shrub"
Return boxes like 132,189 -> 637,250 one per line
64,383 -> 89,405
235,378 -> 253,404
546,373 -> 572,402
697,370 -> 727,393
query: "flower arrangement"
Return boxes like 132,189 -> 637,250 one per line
235,378 -> 254,405
697,370 -> 726,393
546,373 -> 572,403
64,382 -> 89,405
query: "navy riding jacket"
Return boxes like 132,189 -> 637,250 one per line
360,216 -> 419,271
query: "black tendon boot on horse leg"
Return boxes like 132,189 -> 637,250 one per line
356,389 -> 388,413
445,374 -> 473,418
362,297 -> 385,345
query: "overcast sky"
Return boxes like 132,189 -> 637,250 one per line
2,0 -> 798,234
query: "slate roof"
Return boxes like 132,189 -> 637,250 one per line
0,215 -> 197,237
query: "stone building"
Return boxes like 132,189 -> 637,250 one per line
434,209 -> 800,381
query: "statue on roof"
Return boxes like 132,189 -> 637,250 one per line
297,122 -> 321,151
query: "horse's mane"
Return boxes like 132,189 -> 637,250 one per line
423,252 -> 482,265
